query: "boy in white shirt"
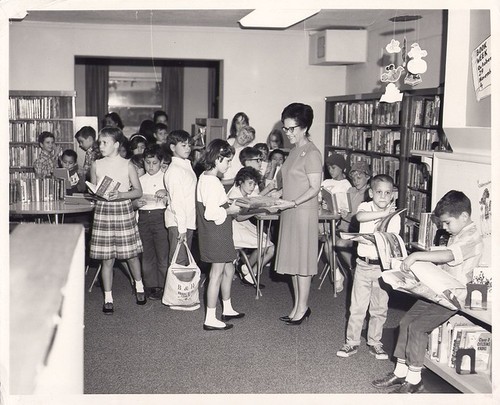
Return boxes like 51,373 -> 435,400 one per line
136,144 -> 169,300
163,130 -> 197,265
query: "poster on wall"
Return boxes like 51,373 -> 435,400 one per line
471,36 -> 491,101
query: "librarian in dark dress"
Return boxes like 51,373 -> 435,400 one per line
274,103 -> 323,325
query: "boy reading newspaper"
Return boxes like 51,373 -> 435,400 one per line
371,190 -> 483,393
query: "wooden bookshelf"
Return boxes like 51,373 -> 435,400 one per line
424,307 -> 491,393
9,91 -> 76,176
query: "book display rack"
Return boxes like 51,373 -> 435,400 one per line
9,91 -> 76,179
324,88 -> 448,246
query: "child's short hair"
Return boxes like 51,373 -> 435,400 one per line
254,142 -> 269,155
162,153 -> 172,166
234,166 -> 261,186
434,190 -> 471,217
370,174 -> 394,188
239,146 -> 262,165
201,138 -> 234,171
166,130 -> 191,152
154,123 -> 168,133
130,153 -> 144,170
61,149 -> 77,162
99,126 -> 126,145
143,144 -> 164,161
269,149 -> 285,161
238,125 -> 256,142
129,135 -> 147,151
38,131 -> 55,144
153,110 -> 169,124
75,126 -> 96,141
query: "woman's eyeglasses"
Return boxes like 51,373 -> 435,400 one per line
282,125 -> 301,134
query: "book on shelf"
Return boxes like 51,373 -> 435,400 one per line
86,176 -> 121,200
10,177 -> 65,204
417,212 -> 439,249
320,187 -> 352,214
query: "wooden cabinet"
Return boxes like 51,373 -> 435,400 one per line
9,91 -> 76,180
192,117 -> 228,147
324,88 -> 448,244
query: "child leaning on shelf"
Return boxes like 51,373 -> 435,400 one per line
163,130 -> 197,267
371,190 -> 483,394
227,167 -> 275,288
33,131 -> 61,178
135,144 -> 169,301
196,139 -> 243,331
89,126 -> 146,314
336,174 -> 399,361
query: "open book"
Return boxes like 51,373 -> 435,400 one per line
85,176 -> 120,200
321,187 -> 351,214
232,195 -> 284,215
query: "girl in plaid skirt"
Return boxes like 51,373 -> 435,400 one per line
89,126 -> 146,314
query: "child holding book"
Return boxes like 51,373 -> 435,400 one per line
75,126 -> 100,181
33,131 -> 61,178
336,174 -> 399,360
196,139 -> 243,330
371,190 -> 483,393
135,144 -> 169,300
227,167 -> 275,287
58,149 -> 86,194
89,126 -> 146,314
163,130 -> 197,266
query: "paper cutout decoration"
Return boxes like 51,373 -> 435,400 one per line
386,39 -> 401,53
401,37 -> 407,67
407,43 -> 428,74
380,83 -> 403,103
381,64 -> 405,83
404,72 -> 422,86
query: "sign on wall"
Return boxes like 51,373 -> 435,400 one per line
471,36 -> 491,101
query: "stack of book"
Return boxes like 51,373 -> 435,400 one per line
427,314 -> 491,374
10,177 -> 66,204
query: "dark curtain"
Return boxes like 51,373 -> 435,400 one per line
161,66 -> 184,131
85,64 -> 109,129
208,66 -> 218,118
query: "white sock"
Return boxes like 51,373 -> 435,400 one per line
222,298 -> 239,316
104,291 -> 113,303
406,366 -> 422,384
135,279 -> 144,293
394,358 -> 409,378
205,307 -> 225,327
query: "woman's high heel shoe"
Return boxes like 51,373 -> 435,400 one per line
279,315 -> 291,322
285,307 -> 311,325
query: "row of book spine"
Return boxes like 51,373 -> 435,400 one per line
10,120 -> 74,143
332,100 -> 400,125
9,96 -> 73,120
411,129 -> 440,151
9,177 -> 66,204
406,189 -> 428,219
417,212 -> 438,249
371,156 -> 399,184
411,95 -> 441,127
331,127 -> 400,154
427,314 -> 491,374
9,145 -> 42,167
408,162 -> 430,189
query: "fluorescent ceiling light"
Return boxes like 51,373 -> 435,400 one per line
239,9 -> 320,29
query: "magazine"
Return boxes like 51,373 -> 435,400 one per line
232,195 -> 284,215
85,176 -> 121,200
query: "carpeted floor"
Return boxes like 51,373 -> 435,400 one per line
83,260 -> 459,395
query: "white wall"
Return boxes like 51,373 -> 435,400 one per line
9,21 -> 347,148
346,10 -> 445,95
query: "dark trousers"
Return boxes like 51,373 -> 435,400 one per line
393,299 -> 456,367
138,209 -> 169,289
167,227 -> 194,266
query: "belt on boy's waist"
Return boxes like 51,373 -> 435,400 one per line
358,256 -> 381,265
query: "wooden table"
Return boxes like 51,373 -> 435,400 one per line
9,200 -> 95,224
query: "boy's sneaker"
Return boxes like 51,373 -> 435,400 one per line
336,344 -> 359,357
369,345 -> 389,360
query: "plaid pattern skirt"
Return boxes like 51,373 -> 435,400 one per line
90,200 -> 143,260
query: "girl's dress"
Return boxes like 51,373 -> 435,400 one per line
227,186 -> 274,249
275,141 -> 322,276
90,155 -> 143,260
196,172 -> 237,263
